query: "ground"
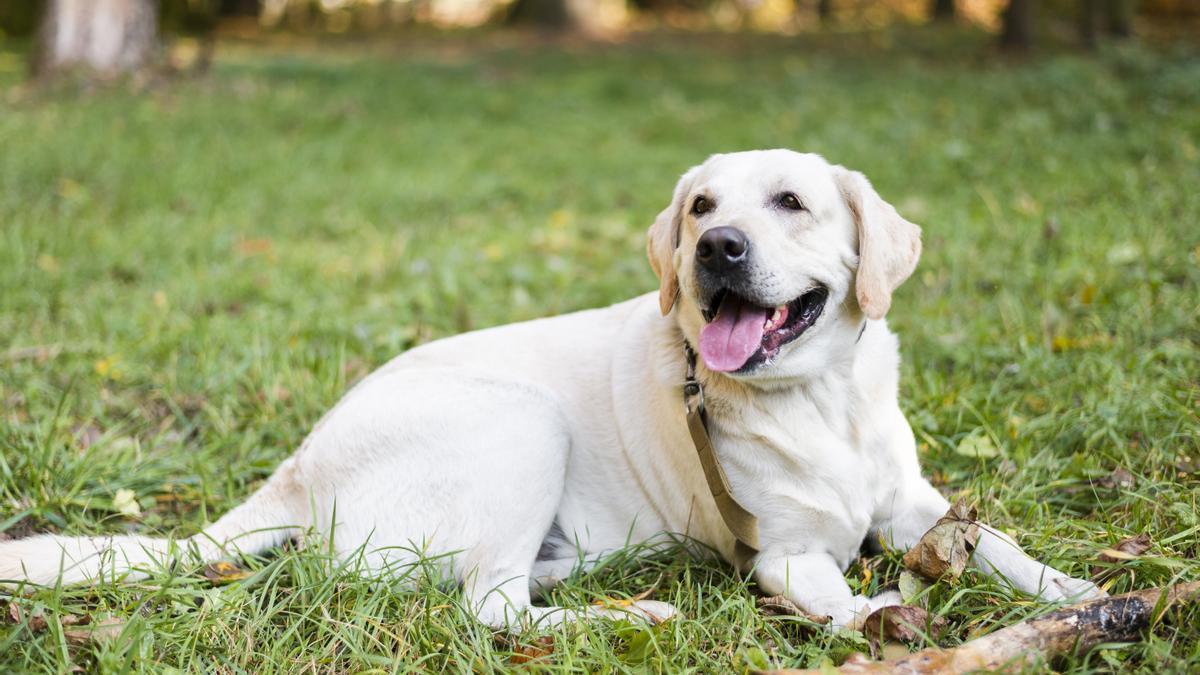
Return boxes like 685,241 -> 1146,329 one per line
0,28 -> 1197,673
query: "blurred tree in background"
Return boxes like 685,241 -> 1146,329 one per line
33,0 -> 159,76
1,0 -> 1197,81
931,0 -> 955,21
1000,0 -> 1032,49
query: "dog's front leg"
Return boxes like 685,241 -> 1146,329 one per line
753,551 -> 900,629
878,480 -> 1105,602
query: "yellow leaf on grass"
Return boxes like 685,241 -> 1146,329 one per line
549,209 -> 572,228
113,489 -> 141,517
203,561 -> 250,584
94,356 -> 122,380
57,178 -> 83,200
36,254 -> 60,273
482,243 -> 504,261
955,432 -> 1000,459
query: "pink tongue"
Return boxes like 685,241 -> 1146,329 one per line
699,295 -> 768,372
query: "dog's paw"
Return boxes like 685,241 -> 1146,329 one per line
841,591 -> 902,632
867,589 -> 903,610
1041,574 -> 1107,603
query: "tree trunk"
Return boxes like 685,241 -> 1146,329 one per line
1000,0 -> 1034,51
507,0 -> 573,28
931,0 -> 955,21
1105,0 -> 1134,38
1080,0 -> 1101,48
34,0 -> 159,78
817,0 -> 833,24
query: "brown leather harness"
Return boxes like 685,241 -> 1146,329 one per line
682,344 -> 760,568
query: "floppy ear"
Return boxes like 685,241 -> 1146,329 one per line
835,168 -> 922,321
646,166 -> 699,316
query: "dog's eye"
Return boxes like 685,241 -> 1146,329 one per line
691,196 -> 713,216
778,192 -> 805,211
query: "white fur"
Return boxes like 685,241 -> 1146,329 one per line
0,150 -> 1102,629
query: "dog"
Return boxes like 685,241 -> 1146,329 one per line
0,149 -> 1104,629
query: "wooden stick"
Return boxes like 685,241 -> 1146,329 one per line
762,581 -> 1200,674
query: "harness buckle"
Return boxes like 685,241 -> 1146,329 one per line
683,343 -> 705,418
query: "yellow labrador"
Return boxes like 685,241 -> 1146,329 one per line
0,149 -> 1103,629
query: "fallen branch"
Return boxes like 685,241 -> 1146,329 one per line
762,581 -> 1200,674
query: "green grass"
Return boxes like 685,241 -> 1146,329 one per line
1,28 -> 1198,673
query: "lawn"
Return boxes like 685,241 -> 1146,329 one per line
0,28 -> 1197,673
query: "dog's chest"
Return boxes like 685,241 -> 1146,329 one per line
711,383 -> 898,565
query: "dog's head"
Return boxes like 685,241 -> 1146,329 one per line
647,149 -> 921,381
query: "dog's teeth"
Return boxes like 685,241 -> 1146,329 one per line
765,307 -> 784,330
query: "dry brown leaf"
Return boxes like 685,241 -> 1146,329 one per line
234,237 -> 273,257
64,617 -> 124,645
861,605 -> 947,646
7,603 -> 49,632
203,561 -> 250,584
60,614 -> 84,627
757,595 -> 832,625
902,500 -> 979,582
509,635 -> 556,665
1098,533 -> 1152,565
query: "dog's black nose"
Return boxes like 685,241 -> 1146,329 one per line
696,226 -> 750,273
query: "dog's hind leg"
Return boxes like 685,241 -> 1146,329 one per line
0,457 -> 308,586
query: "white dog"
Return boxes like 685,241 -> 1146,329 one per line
0,149 -> 1103,629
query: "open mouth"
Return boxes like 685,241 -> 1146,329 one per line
697,286 -> 828,373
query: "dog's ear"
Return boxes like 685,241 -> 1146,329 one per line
647,166 -> 700,316
835,168 -> 922,321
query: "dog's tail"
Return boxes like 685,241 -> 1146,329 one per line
0,458 -> 308,586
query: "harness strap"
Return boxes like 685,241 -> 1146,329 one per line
683,344 -> 760,569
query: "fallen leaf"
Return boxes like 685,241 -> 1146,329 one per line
757,595 -> 832,625
234,237 -> 273,257
860,605 -> 947,645
94,356 -> 122,380
954,432 -> 1000,459
898,571 -> 929,605
7,603 -> 50,632
37,254 -> 61,273
509,635 -> 555,665
902,500 -> 980,582
1052,333 -> 1113,352
1099,533 -> 1152,564
113,489 -> 141,517
64,617 -> 123,645
203,561 -> 250,584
